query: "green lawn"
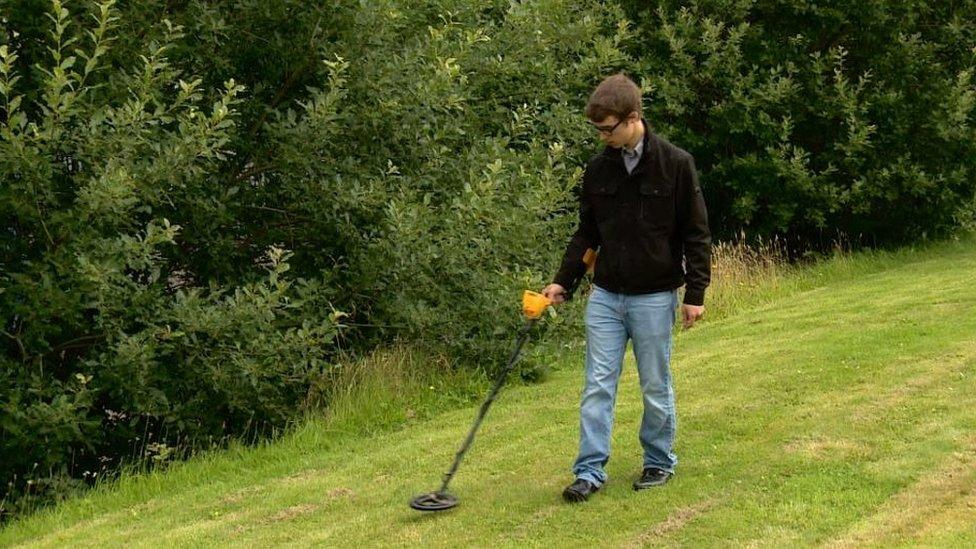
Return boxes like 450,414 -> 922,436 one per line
3,237 -> 976,547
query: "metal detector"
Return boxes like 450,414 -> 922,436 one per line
409,290 -> 551,512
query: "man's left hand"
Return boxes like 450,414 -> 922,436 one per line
681,304 -> 705,330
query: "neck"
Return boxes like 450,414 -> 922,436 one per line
625,119 -> 645,150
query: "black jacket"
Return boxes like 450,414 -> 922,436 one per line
553,123 -> 711,305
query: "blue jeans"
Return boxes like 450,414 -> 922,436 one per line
572,285 -> 679,487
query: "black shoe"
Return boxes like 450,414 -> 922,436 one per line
562,478 -> 600,502
633,467 -> 672,490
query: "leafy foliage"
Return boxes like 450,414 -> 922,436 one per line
1,1 -> 339,517
620,0 -> 976,245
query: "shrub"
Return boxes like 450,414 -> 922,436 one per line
0,1 -> 338,518
620,0 -> 976,246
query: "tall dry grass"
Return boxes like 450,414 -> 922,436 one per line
304,343 -> 488,437
700,232 -> 856,322
701,233 -> 789,321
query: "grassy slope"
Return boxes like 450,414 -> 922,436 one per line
3,237 -> 976,547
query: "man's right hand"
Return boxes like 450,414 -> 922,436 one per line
542,283 -> 567,305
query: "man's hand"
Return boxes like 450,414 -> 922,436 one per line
542,283 -> 567,305
681,303 -> 705,330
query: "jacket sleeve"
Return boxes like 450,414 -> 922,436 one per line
677,155 -> 711,306
552,177 -> 601,300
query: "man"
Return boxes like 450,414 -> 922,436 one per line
541,73 -> 711,502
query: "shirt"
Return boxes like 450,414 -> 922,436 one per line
622,138 -> 644,174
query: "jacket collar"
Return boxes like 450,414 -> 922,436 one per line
600,118 -> 655,171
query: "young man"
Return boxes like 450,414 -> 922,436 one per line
541,73 -> 711,502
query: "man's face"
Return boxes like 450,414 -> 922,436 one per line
590,113 -> 637,147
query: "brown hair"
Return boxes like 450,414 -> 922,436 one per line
585,73 -> 642,122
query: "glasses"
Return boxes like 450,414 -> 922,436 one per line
588,117 -> 626,136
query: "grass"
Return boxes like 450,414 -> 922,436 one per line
2,234 -> 976,547
306,342 -> 491,438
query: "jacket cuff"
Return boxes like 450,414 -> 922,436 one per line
552,272 -> 579,301
682,287 -> 705,306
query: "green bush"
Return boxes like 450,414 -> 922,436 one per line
1,0 -> 627,518
0,1 -> 338,518
121,0 -> 631,365
620,0 -> 976,246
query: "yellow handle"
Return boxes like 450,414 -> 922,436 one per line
583,248 -> 597,274
522,290 -> 552,320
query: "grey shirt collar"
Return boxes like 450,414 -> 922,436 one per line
622,136 -> 644,174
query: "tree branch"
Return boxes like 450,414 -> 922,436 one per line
1,329 -> 28,362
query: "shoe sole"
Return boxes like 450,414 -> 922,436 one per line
562,490 -> 588,503
632,477 -> 671,491
562,487 -> 599,503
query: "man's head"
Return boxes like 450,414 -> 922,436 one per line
585,73 -> 643,148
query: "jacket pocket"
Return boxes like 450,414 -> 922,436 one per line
639,181 -> 674,229
585,181 -> 620,223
